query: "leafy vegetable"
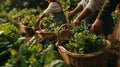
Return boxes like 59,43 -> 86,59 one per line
66,30 -> 107,54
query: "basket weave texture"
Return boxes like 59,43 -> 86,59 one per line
35,30 -> 56,40
19,23 -> 35,37
56,24 -> 111,67
57,45 -> 110,67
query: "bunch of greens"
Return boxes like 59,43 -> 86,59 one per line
7,8 -> 41,28
0,23 -> 21,65
4,36 -> 66,67
70,22 -> 86,34
38,17 -> 63,32
66,30 -> 107,54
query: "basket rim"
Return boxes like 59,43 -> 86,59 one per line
35,30 -> 55,34
19,23 -> 30,27
57,40 -> 111,58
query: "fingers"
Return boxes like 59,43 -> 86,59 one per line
67,12 -> 72,20
69,23 -> 76,27
90,25 -> 103,35
67,11 -> 74,20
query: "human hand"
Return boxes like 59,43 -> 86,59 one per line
37,18 -> 41,24
67,11 -> 75,20
90,19 -> 104,35
72,18 -> 81,26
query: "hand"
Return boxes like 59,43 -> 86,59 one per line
67,11 -> 74,20
72,18 -> 81,26
90,19 -> 104,35
69,19 -> 81,27
37,18 -> 41,24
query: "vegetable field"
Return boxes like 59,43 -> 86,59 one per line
0,0 -> 119,67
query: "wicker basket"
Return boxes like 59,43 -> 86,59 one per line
19,23 -> 35,37
35,25 -> 72,41
35,30 -> 56,41
107,39 -> 120,67
56,24 -> 111,67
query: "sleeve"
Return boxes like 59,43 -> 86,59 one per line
78,0 -> 85,7
97,0 -> 119,22
85,0 -> 104,13
43,3 -> 54,15
43,2 -> 61,15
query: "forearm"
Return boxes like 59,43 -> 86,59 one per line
38,13 -> 45,22
71,4 -> 83,16
74,4 -> 83,13
73,8 -> 92,26
75,8 -> 92,21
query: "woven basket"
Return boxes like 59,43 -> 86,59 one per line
35,30 -> 56,41
56,24 -> 111,67
19,23 -> 35,37
107,39 -> 120,67
35,26 -> 72,41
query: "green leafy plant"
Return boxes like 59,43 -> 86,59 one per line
0,23 -> 21,65
66,30 -> 107,54
3,36 -> 66,67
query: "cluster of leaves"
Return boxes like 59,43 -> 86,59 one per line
0,8 -> 42,28
112,12 -> 120,28
4,37 -> 66,67
60,0 -> 81,12
0,0 -> 82,29
0,23 -> 20,65
8,8 -> 41,27
66,30 -> 107,54
0,23 -> 66,67
70,22 -> 86,34
38,17 -> 63,33
0,12 -> 10,24
0,0 -> 48,11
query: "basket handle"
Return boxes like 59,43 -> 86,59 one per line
56,24 -> 72,47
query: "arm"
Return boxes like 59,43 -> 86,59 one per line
68,4 -> 83,20
73,8 -> 92,26
91,0 -> 119,35
37,2 -> 53,24
37,13 -> 45,24
72,0 -> 98,26
68,0 -> 86,20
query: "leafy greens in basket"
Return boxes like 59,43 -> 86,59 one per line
66,30 -> 107,54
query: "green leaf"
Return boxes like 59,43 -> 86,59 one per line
44,60 -> 66,67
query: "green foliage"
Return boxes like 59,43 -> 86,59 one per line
59,0 -> 71,12
44,60 -> 66,67
4,42 -> 65,67
39,18 -> 63,32
0,23 -> 21,65
0,0 -> 48,11
112,12 -> 120,28
0,23 -> 20,43
59,0 -> 81,11
70,22 -> 86,34
7,8 -> 41,27
0,32 -> 64,67
0,0 -> 116,66
40,44 -> 58,66
66,30 -> 107,54
0,12 -> 10,24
